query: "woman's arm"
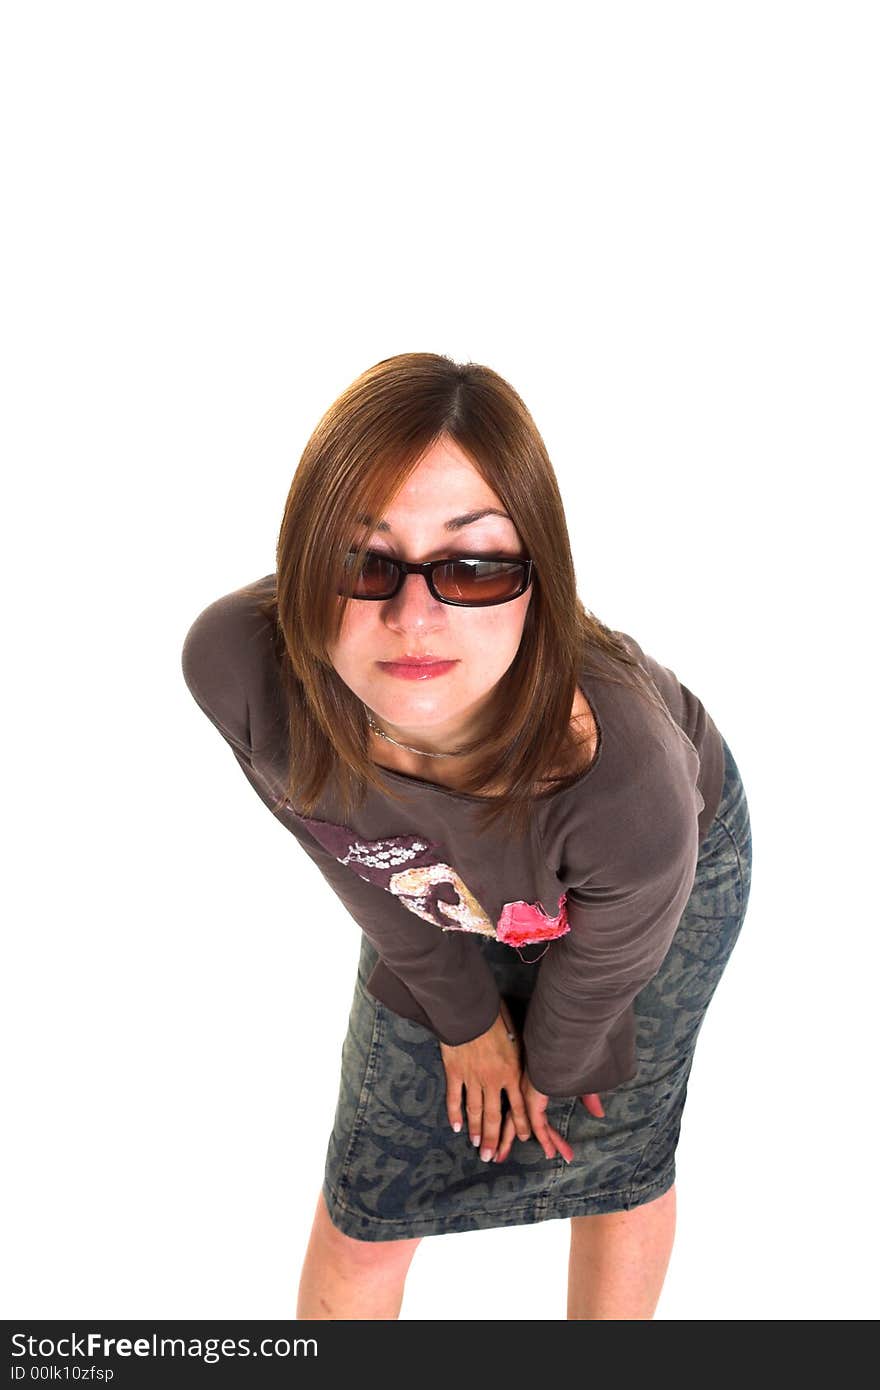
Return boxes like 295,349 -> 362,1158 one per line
232,747 -> 503,1043
523,810 -> 700,1099
181,614 -> 503,1045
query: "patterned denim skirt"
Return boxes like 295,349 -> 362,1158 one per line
321,734 -> 753,1241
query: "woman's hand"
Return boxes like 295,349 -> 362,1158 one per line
494,1082 -> 607,1165
439,998 -> 531,1161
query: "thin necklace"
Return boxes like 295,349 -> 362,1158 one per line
366,710 -> 469,758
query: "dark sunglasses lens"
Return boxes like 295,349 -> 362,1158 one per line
433,559 -> 526,604
339,551 -> 399,597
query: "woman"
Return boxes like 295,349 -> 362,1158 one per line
181,351 -> 752,1319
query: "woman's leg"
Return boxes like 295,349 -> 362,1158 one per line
567,1183 -> 677,1319
296,1189 -> 422,1320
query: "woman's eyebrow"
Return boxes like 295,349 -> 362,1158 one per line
356,507 -> 512,532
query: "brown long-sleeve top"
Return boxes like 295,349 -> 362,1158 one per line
181,574 -> 725,1099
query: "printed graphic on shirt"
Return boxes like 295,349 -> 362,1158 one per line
295,812 -> 571,949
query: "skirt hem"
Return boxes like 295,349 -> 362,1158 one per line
321,1162 -> 676,1243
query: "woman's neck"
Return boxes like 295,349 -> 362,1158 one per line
366,685 -> 599,795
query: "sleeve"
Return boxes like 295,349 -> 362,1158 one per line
180,600 -> 503,1046
522,810 -> 700,1099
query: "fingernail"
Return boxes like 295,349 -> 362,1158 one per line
471,1134 -> 481,1147
480,1147 -> 493,1162
452,1121 -> 462,1133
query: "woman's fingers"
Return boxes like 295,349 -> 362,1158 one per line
445,1076 -> 465,1134
479,1090 -> 503,1160
508,1095 -> 528,1139
532,1117 -> 574,1163
465,1087 -> 484,1151
544,1122 -> 574,1164
495,1001 -> 530,1142
494,1113 -> 575,1165
531,1116 -> 557,1161
442,998 -> 531,1159
449,1045 -> 583,1165
493,1111 -> 518,1163
505,1080 -> 531,1143
525,1092 -> 575,1164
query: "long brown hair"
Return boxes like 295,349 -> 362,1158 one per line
244,352 -> 664,838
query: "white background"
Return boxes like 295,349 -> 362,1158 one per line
3,0 -> 877,1321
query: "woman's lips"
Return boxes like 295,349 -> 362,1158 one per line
377,660 -> 459,680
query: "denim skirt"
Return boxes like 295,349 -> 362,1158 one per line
321,734 -> 753,1242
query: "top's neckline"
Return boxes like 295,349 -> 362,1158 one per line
371,673 -> 604,804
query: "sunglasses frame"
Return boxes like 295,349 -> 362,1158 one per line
338,548 -> 535,608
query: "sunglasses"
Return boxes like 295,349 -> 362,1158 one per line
338,548 -> 535,608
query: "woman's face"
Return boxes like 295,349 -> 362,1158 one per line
327,437 -> 533,758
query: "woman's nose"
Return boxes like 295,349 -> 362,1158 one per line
386,570 -> 446,616
383,569 -> 450,625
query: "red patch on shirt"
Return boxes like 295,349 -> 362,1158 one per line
497,892 -> 571,947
